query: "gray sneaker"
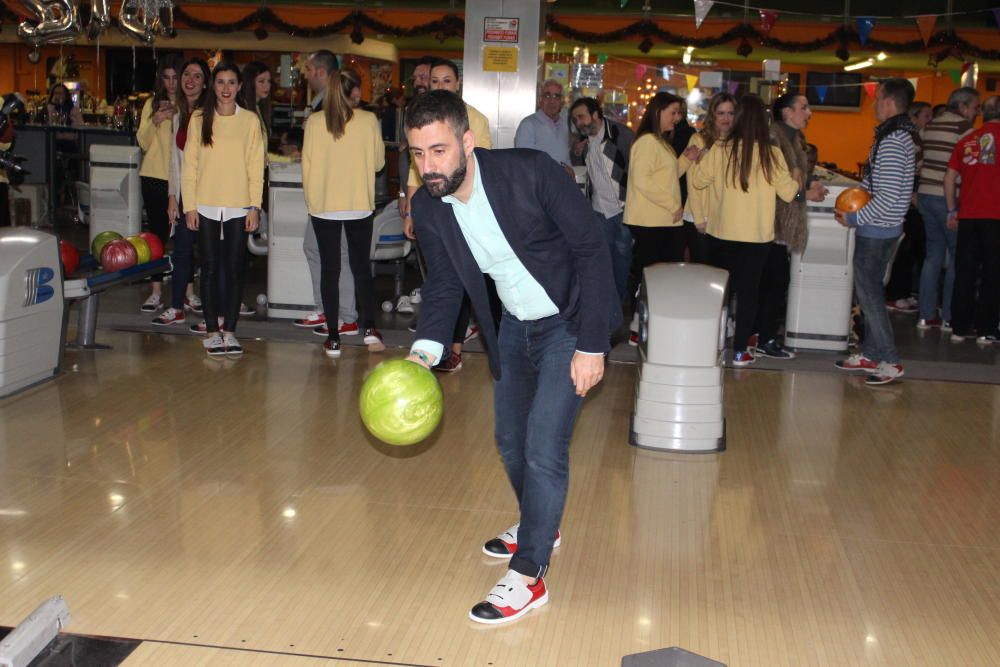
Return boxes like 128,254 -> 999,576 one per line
203,333 -> 225,356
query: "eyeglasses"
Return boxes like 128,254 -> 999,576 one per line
541,93 -> 561,99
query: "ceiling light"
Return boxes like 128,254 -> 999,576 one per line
876,52 -> 888,61
844,59 -> 875,71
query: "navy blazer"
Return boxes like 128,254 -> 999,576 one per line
411,148 -> 621,379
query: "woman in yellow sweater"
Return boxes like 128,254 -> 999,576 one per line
182,63 -> 265,357
137,56 -> 180,313
683,92 -> 735,254
689,94 -> 800,367
624,92 -> 697,275
301,69 -> 387,359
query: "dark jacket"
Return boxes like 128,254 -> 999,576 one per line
411,148 -> 621,379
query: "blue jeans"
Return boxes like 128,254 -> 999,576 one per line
853,235 -> 900,364
494,310 -> 583,580
916,194 -> 957,321
598,211 -> 631,305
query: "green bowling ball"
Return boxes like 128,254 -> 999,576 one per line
359,359 -> 443,446
91,230 -> 123,261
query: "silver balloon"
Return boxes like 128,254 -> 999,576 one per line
87,0 -> 110,40
16,0 -> 83,46
118,0 -> 152,43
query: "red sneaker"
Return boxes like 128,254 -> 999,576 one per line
293,311 -> 326,328
469,570 -> 549,625
152,307 -> 186,327
835,353 -> 878,372
482,523 -> 561,559
433,352 -> 463,373
339,321 -> 359,336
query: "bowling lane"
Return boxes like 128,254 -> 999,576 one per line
0,330 -> 998,666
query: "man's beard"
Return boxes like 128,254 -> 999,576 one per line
577,121 -> 597,137
413,84 -> 428,95
422,153 -> 468,198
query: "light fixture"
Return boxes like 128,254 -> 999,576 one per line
876,52 -> 888,61
844,59 -> 875,71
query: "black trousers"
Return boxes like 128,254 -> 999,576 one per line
682,220 -> 708,264
885,205 -> 925,301
0,183 -> 9,227
706,235 -> 770,353
951,218 -> 1000,337
627,224 -> 686,301
449,277 -> 502,346
311,215 -> 376,341
753,242 -> 791,343
197,215 -> 247,333
141,176 -> 170,283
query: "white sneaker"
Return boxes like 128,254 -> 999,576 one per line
185,293 -> 202,313
140,293 -> 162,312
203,333 -> 225,356
396,295 -> 414,314
152,307 -> 185,326
223,332 -> 243,357
409,288 -> 422,305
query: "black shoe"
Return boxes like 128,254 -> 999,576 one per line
323,339 -> 341,358
755,339 -> 796,360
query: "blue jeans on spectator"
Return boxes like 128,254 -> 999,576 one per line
494,309 -> 583,581
853,235 -> 900,364
916,194 -> 957,321
169,212 -> 196,312
598,211 -> 631,305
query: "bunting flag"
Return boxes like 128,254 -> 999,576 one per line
636,64 -> 647,80
760,10 -> 779,37
856,17 -> 875,46
727,81 -> 740,94
685,74 -> 700,92
916,15 -> 937,45
862,82 -> 878,99
815,85 -> 828,104
693,0 -> 715,30
597,53 -> 609,64
948,70 -> 962,85
961,62 -> 971,75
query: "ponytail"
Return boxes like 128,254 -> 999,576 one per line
323,68 -> 360,139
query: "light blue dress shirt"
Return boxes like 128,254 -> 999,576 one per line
411,154 -> 559,363
514,109 -> 571,165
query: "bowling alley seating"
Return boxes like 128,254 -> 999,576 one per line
369,204 -> 412,309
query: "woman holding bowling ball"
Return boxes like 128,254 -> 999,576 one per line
301,68 -> 386,359
181,62 -> 265,357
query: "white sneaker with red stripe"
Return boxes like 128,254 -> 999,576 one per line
293,311 -> 326,328
482,523 -> 561,559
469,570 -> 549,625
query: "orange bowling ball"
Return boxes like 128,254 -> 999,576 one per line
835,187 -> 871,213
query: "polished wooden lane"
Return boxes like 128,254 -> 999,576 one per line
0,331 -> 998,666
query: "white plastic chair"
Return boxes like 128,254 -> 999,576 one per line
370,204 -> 412,307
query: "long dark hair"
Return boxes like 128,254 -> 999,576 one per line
727,94 -> 777,192
323,68 -> 361,138
240,60 -> 272,131
48,83 -> 73,115
175,57 -> 210,126
152,54 -> 180,107
703,92 -> 736,148
635,92 -> 683,150
200,62 -> 244,147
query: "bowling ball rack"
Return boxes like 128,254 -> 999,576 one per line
62,253 -> 172,350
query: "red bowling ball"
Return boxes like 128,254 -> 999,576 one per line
59,240 -> 80,276
101,239 -> 138,272
138,232 -> 164,261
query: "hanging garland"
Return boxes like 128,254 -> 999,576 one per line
545,17 -> 1000,60
1,5 -> 996,61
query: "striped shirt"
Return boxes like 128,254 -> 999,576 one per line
857,128 -> 916,239
918,110 -> 972,196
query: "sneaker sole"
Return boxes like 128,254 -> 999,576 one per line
340,329 -> 360,336
866,375 -> 902,385
468,591 -> 549,625
754,350 -> 795,360
293,321 -> 325,328
834,364 -> 876,372
481,536 -> 562,559
324,350 -> 341,359
225,349 -> 244,358
206,349 -> 226,356
152,319 -> 185,327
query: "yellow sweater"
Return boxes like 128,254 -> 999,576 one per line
136,97 -> 173,181
181,108 -> 264,213
689,140 -> 798,243
408,102 -> 492,187
0,141 -> 9,185
302,109 -> 385,214
623,133 -> 690,228
684,133 -> 718,226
